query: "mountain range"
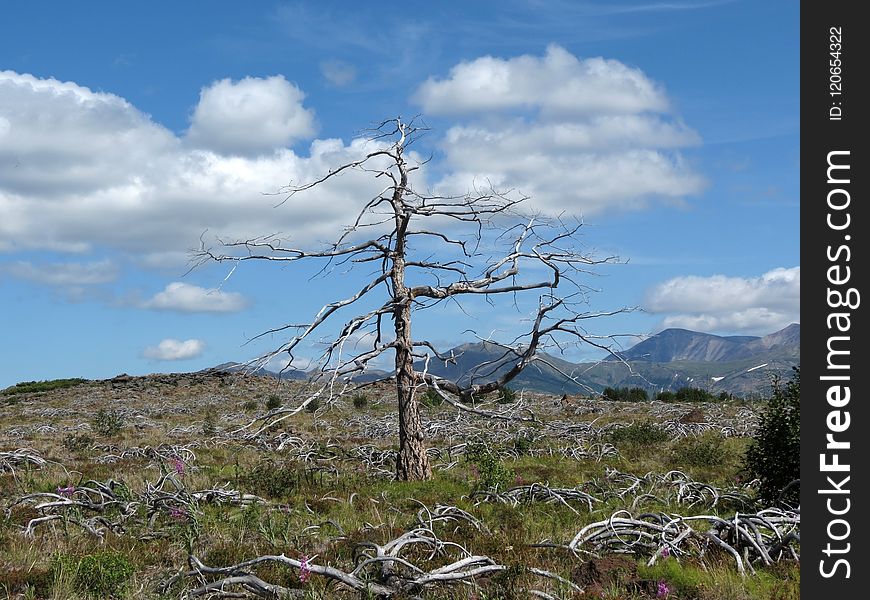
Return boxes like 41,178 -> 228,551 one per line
214,324 -> 800,398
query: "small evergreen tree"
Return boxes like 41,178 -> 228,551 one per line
627,387 -> 649,402
744,367 -> 800,505
655,390 -> 676,402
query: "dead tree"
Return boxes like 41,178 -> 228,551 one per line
197,117 -> 624,481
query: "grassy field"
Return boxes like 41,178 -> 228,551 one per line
0,372 -> 799,599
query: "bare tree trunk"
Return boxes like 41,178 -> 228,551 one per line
394,295 -> 432,480
393,209 -> 432,481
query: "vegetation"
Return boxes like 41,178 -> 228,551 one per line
90,409 -> 124,437
62,433 -> 95,453
351,393 -> 369,409
420,387 -> 444,407
59,551 -> 136,598
602,386 -> 648,402
465,441 -> 516,491
497,386 -> 518,404
608,420 -> 670,446
656,387 -> 731,403
201,406 -> 218,436
0,373 -> 798,598
2,377 -> 87,396
743,367 -> 800,505
265,394 -> 282,411
670,431 -> 727,468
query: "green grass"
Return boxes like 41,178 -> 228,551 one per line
639,558 -> 800,600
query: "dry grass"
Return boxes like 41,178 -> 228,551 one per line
0,372 -> 797,599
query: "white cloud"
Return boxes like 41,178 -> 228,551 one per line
142,338 -> 205,361
414,46 -> 704,216
646,267 -> 800,334
0,71 -> 399,261
141,282 -> 249,313
1,259 -> 118,285
0,61 -> 700,265
415,45 -> 668,117
319,60 -> 357,86
186,75 -> 316,156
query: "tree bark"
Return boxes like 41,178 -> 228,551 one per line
392,200 -> 432,480
394,293 -> 432,481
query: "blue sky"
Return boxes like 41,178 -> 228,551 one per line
0,1 -> 799,387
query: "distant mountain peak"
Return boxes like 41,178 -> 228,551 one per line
607,324 -> 799,363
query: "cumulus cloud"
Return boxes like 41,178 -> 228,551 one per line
142,338 -> 205,361
0,71 -> 398,260
1,259 -> 118,285
141,282 -> 249,313
413,45 -> 704,216
186,75 -> 316,156
415,45 -> 668,117
645,267 -> 800,334
0,60 -> 701,265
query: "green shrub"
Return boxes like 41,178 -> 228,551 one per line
512,432 -> 536,455
420,388 -> 443,407
2,378 -> 87,396
54,551 -> 135,598
656,387 -> 722,403
655,390 -> 676,402
91,409 -> 124,437
201,407 -> 218,436
241,460 -> 303,498
602,386 -> 649,402
62,433 -> 95,453
243,399 -> 258,411
489,564 -> 525,599
497,387 -> 517,404
465,442 -> 515,491
670,432 -> 726,468
685,387 -> 716,402
352,393 -> 369,409
305,397 -> 320,413
744,367 -> 800,505
609,421 -> 670,446
265,394 -> 282,410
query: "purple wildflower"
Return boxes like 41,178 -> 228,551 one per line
657,580 -> 671,598
171,457 -> 185,476
514,474 -> 525,485
169,507 -> 187,521
299,555 -> 311,583
56,485 -> 75,498
661,546 -> 670,558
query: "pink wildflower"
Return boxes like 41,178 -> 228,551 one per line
172,457 -> 185,476
169,507 -> 187,521
657,580 -> 671,598
56,485 -> 75,498
299,555 -> 311,583
661,546 -> 670,558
